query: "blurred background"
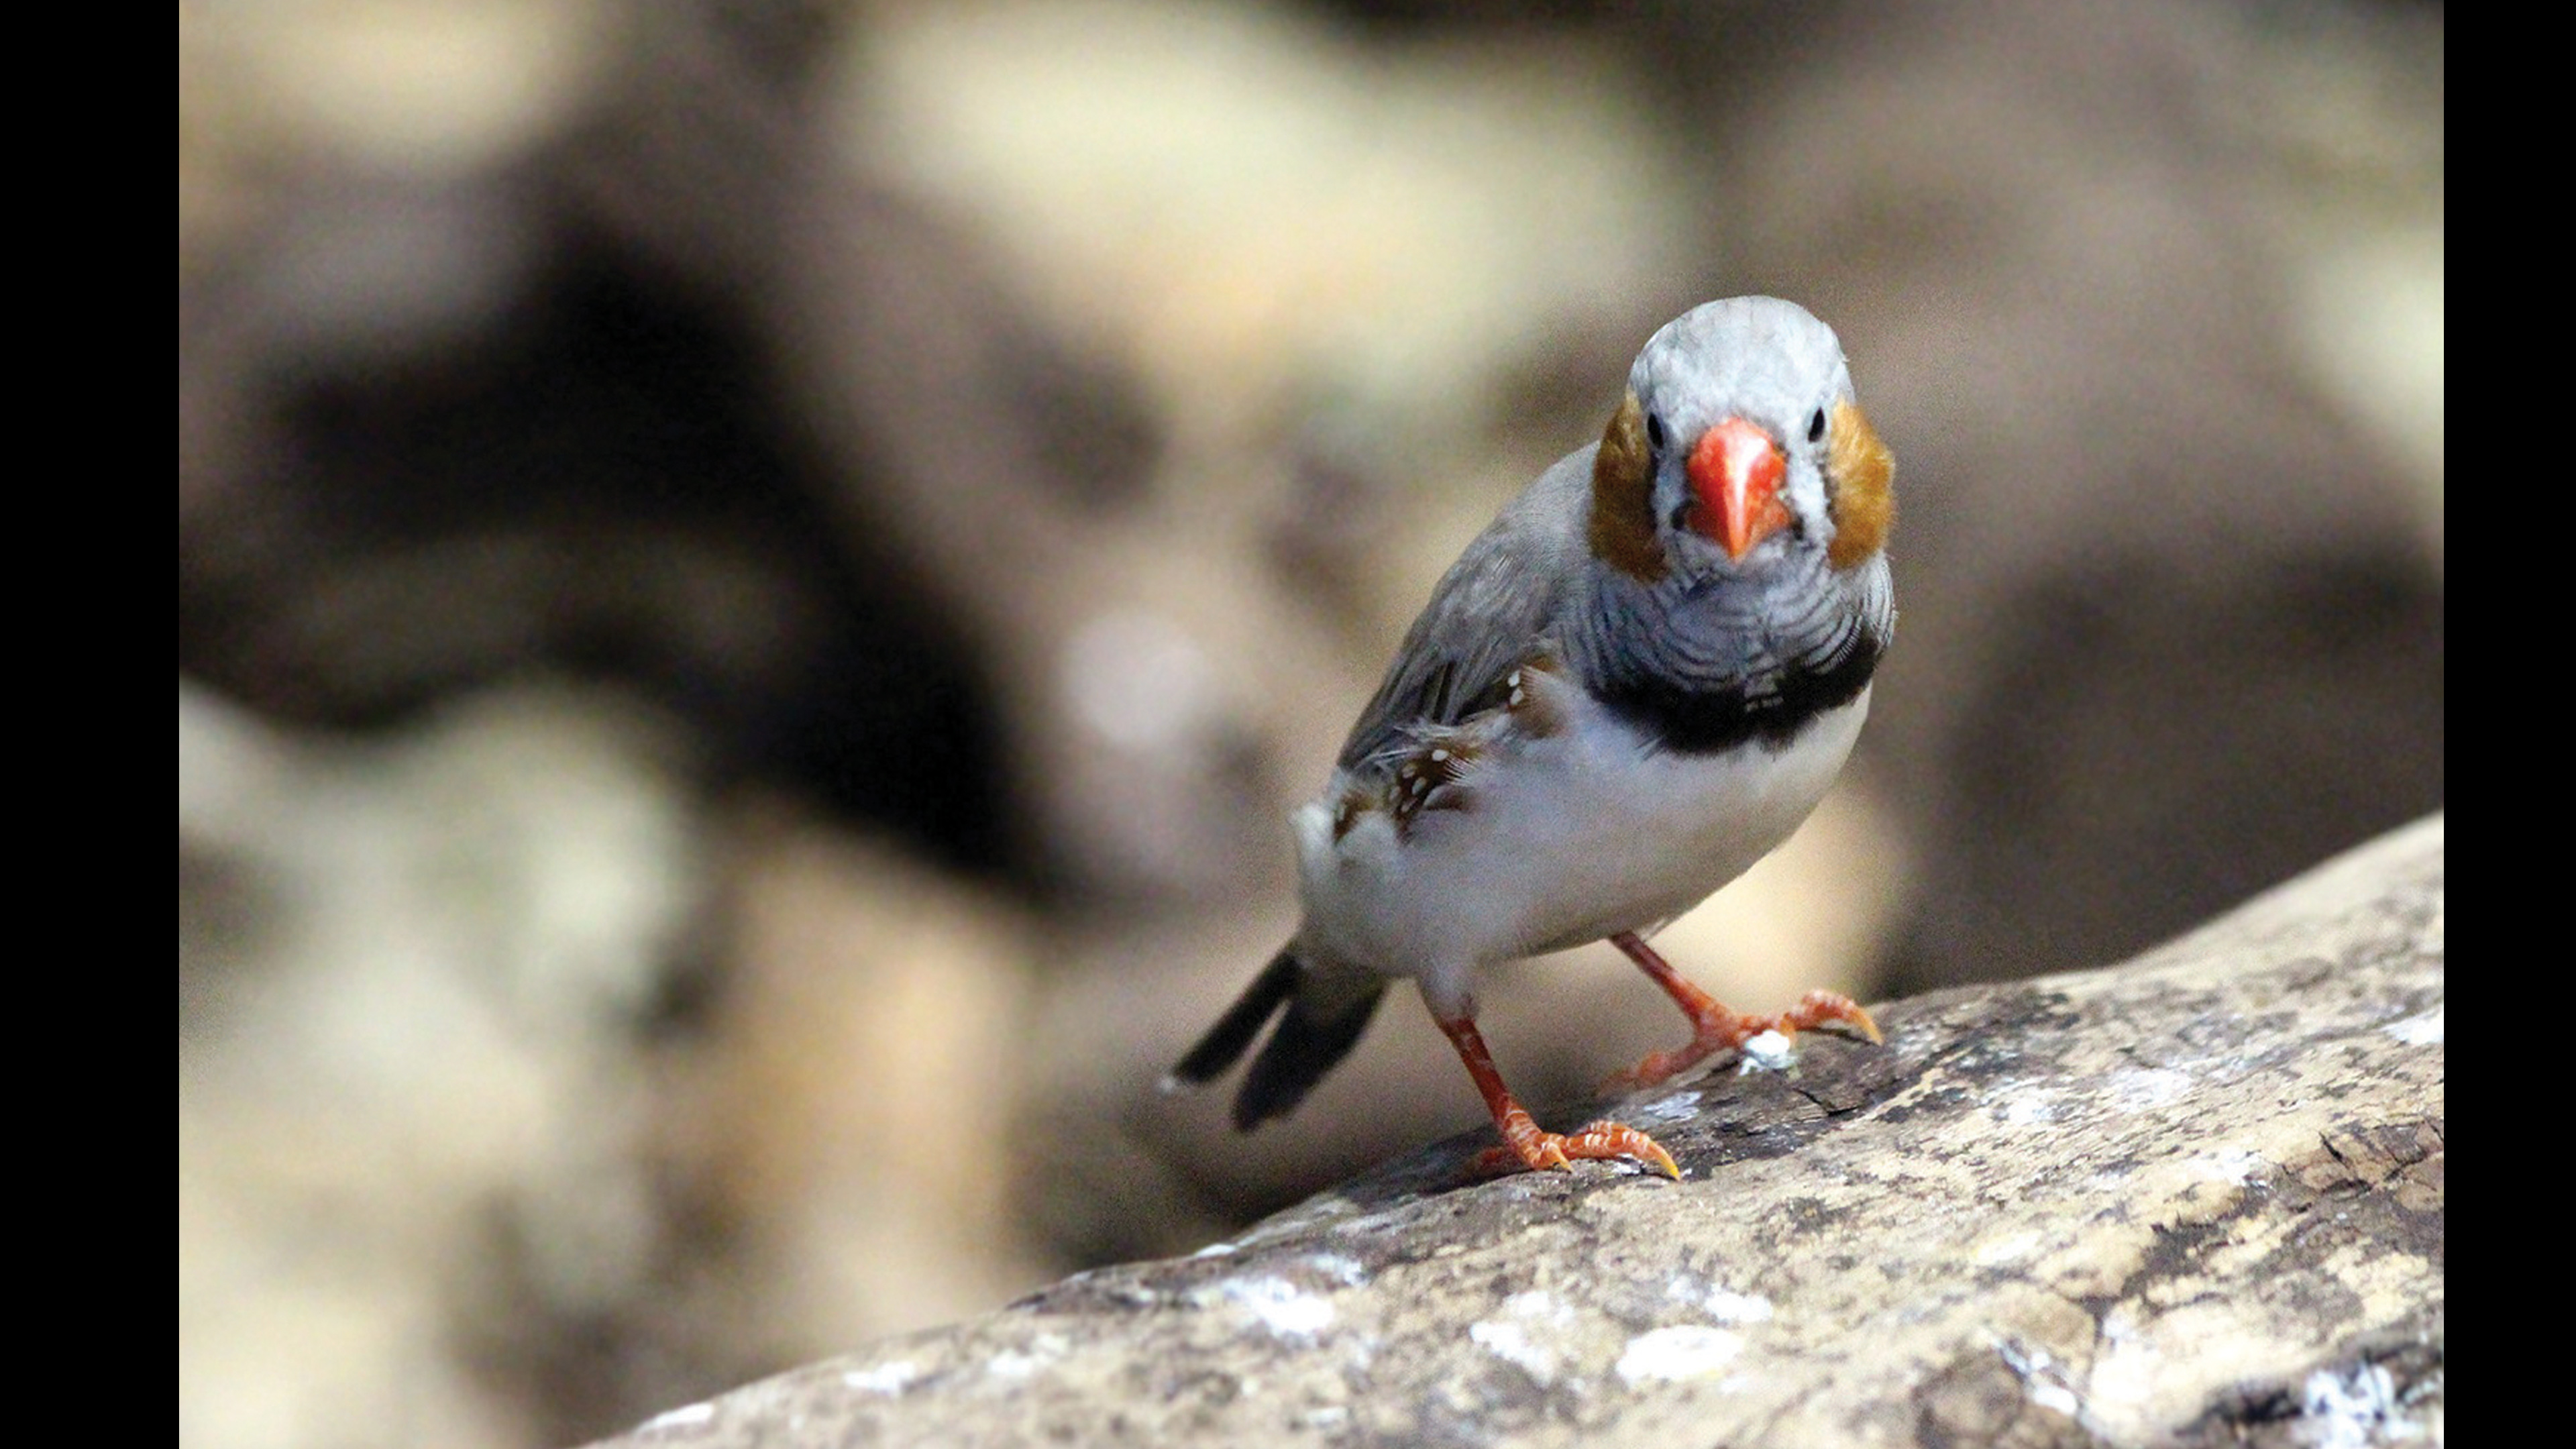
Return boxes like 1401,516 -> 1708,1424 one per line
177,1 -> 2442,1444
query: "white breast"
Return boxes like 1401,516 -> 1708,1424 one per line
1293,683 -> 1870,1014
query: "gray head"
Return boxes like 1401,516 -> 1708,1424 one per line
1587,296 -> 1892,583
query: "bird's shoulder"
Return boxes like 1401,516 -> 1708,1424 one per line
1334,447 -> 1595,769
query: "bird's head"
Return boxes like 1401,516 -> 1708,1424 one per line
1587,297 -> 1893,584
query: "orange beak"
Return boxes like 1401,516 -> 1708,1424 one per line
1686,417 -> 1790,561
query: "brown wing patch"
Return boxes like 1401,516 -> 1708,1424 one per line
1825,398 -> 1895,570
1330,786 -> 1373,843
1501,657 -> 1566,739
1458,651 -> 1566,739
1588,392 -> 1668,582
1391,740 -> 1482,837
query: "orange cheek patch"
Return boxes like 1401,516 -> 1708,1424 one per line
1588,392 -> 1668,582
1825,398 -> 1894,570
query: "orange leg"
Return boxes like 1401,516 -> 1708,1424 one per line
1436,1010 -> 1679,1179
1604,930 -> 1882,1092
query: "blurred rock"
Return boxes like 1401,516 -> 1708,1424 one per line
180,1 -> 1152,890
178,683 -> 1061,1444
180,680 -> 700,1449
663,808 -> 1055,1371
1886,549 -> 2442,987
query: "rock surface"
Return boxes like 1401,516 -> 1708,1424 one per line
596,814 -> 2443,1447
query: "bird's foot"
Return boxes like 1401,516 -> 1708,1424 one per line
1436,1008 -> 1680,1179
1605,989 -> 1882,1093
1468,1116 -> 1680,1180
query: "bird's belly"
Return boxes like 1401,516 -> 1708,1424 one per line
1295,688 -> 1870,979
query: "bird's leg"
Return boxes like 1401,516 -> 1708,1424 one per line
1604,930 -> 1881,1091
1435,1009 -> 1679,1179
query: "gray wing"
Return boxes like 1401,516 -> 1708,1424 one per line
1336,447 -> 1595,769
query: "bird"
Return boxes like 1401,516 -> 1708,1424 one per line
1167,296 -> 1896,1179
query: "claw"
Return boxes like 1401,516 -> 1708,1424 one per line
1436,1007 -> 1682,1181
1604,932 -> 1882,1091
1469,1120 -> 1680,1180
1799,988 -> 1882,1044
1605,989 -> 1882,1091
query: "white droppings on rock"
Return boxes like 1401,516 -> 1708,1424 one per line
1659,1273 -> 1772,1326
1735,1030 -> 1796,1073
1220,1276 -> 1335,1339
2084,1309 -> 2161,1420
2200,1147 -> 2270,1186
843,1361 -> 920,1395
1630,1091 -> 1699,1123
1324,1205 -> 1419,1240
2298,1362 -> 2428,1448
641,1401 -> 714,1432
1615,1326 -> 1743,1385
1701,1289 -> 1774,1326
1191,1240 -> 1238,1258
2383,1006 -> 2443,1046
1999,1091 -> 2061,1127
1301,1252 -> 1366,1285
2029,1380 -> 2082,1417
2106,1067 -> 2195,1112
1972,1230 -> 2043,1267
986,1333 -> 1070,1379
1467,1321 -> 1548,1383
1992,1336 -> 2089,1425
1468,1291 -> 1576,1385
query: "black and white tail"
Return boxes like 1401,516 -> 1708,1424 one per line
1164,946 -> 1387,1129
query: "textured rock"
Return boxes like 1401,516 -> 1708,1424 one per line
597,814 -> 2443,1447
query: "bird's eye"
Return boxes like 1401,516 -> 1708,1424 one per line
1807,408 -> 1827,444
1646,413 -> 1667,451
